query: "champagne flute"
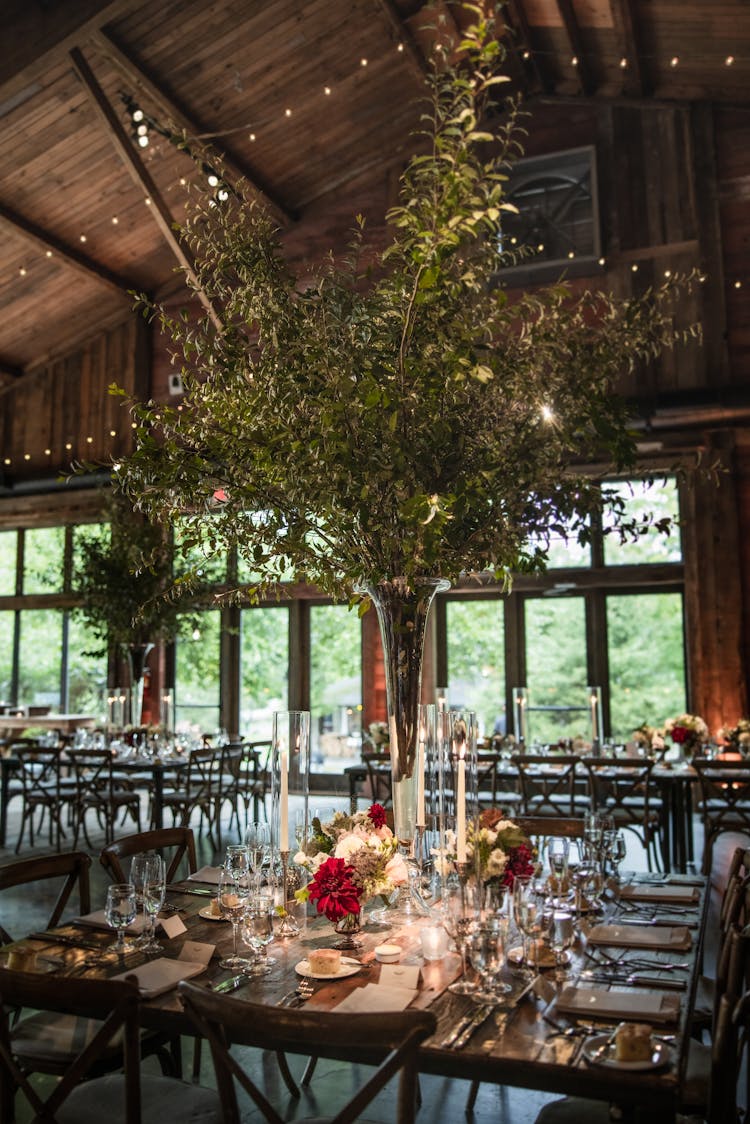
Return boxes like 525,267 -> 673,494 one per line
244,821 -> 271,890
546,837 -> 570,903
129,852 -> 150,940
105,883 -> 137,954
441,880 -> 478,996
241,890 -> 277,974
141,855 -> 166,953
217,870 -> 251,970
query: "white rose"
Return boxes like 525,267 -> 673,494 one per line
486,848 -> 508,879
334,835 -> 365,861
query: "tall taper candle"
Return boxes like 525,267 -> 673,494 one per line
416,726 -> 426,828
280,750 -> 289,849
456,749 -> 467,863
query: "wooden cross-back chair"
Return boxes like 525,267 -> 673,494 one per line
0,851 -> 91,945
67,748 -> 141,848
476,752 -> 522,814
13,744 -> 71,853
692,756 -> 750,874
179,983 -> 436,1124
0,971 -> 220,1124
160,745 -> 222,846
512,754 -> 589,819
99,826 -> 197,884
581,756 -> 665,870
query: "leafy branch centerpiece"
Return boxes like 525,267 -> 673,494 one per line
112,5 -> 698,869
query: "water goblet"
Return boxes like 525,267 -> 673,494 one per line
244,821 -> 272,890
441,879 -> 479,995
546,837 -> 570,902
468,922 -> 512,1002
140,855 -> 166,953
217,870 -> 251,971
547,906 -> 574,983
225,843 -> 251,888
105,882 -> 137,954
241,890 -> 277,974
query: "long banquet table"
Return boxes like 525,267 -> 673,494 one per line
3,870 -> 709,1121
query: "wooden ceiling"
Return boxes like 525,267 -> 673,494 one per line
1,0 -> 749,385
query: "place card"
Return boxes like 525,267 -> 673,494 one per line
159,914 -> 187,939
379,963 -> 420,990
333,983 -> 418,1013
187,866 -> 224,884
179,940 -> 214,965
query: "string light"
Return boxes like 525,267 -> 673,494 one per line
19,267 -> 26,276
670,56 -> 680,67
45,250 -> 52,258
79,234 -> 87,243
619,57 -> 628,69
735,280 -> 743,289
571,56 -> 579,67
284,107 -> 292,117
631,264 -> 639,272
112,216 -> 119,224
726,55 -> 735,66
360,57 -> 368,67
598,257 -> 606,266
249,132 -> 256,141
323,86 -> 331,95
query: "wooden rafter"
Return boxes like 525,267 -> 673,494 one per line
0,202 -> 135,297
374,0 -> 428,80
0,358 -> 23,380
610,0 -> 649,96
505,0 -> 554,94
555,0 -> 594,96
92,27 -> 294,227
69,46 -> 223,333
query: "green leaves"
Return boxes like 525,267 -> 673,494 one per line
113,2 -> 696,599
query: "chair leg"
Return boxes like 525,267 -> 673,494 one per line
191,1036 -> 202,1082
301,1055 -> 318,1086
276,1051 -> 300,1097
465,1078 -> 481,1114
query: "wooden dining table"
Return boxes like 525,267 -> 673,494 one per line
3,870 -> 709,1122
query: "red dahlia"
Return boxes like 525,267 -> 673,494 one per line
307,856 -> 362,922
368,803 -> 387,829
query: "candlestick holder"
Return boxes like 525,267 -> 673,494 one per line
276,850 -> 300,938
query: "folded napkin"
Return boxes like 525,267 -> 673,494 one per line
620,884 -> 699,905
556,985 -> 680,1024
587,923 -> 692,951
113,957 -> 206,998
75,910 -> 149,935
187,866 -> 224,885
333,983 -> 418,1014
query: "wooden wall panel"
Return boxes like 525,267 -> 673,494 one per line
0,316 -> 147,482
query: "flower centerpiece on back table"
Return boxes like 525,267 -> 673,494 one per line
664,713 -> 709,759
111,5 -> 700,872
295,804 -> 408,941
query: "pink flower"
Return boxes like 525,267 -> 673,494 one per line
384,852 -> 409,886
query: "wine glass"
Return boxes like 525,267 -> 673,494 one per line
217,870 -> 251,971
546,837 -> 570,902
607,830 -> 627,882
468,921 -> 512,1002
225,843 -> 251,888
241,890 -> 277,975
140,855 -> 166,953
441,879 -> 479,995
244,821 -> 271,890
513,876 -> 545,973
547,906 -> 574,983
105,883 -> 137,954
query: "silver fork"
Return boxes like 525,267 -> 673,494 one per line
287,977 -> 314,1006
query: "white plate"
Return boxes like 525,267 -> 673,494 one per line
295,956 -> 362,980
198,906 -> 228,922
582,1033 -> 671,1071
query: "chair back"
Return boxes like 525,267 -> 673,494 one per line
512,754 -> 583,817
476,753 -> 518,809
179,982 -> 436,1124
0,970 -> 141,1124
100,826 -> 198,884
693,757 -> 750,833
0,851 -> 91,944
14,744 -> 63,802
514,815 -> 586,841
185,745 -> 222,797
581,756 -> 654,827
68,748 -> 116,801
363,751 -> 393,807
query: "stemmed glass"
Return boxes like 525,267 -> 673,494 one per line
546,837 -> 570,903
244,821 -> 271,890
441,879 -> 479,996
605,830 -> 627,882
546,906 -> 574,984
130,853 -> 163,950
241,889 -> 277,974
513,876 -> 545,973
141,856 -> 166,953
225,843 -> 251,888
105,883 -> 137,954
468,920 -> 512,1003
217,870 -> 251,971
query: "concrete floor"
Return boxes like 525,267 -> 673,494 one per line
0,791 -> 740,1123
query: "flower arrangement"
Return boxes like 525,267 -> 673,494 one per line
441,810 -> 534,887
631,723 -> 666,754
295,804 -> 408,919
362,722 -> 390,753
717,718 -> 750,754
664,713 -> 709,757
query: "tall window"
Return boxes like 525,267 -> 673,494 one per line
240,606 -> 289,739
310,604 -> 362,771
525,597 -> 588,743
175,611 -> 221,735
17,609 -> 63,708
607,592 -> 686,738
446,599 -> 505,738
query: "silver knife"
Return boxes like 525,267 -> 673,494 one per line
452,1004 -> 494,1050
440,1010 -> 477,1049
615,917 -> 698,928
584,972 -> 686,991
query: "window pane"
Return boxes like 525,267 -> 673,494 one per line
72,522 -> 108,575
446,599 -> 505,738
310,605 -> 361,772
603,478 -> 682,565
607,592 -> 686,739
173,519 -> 227,584
0,611 -> 13,702
23,527 -> 66,593
0,532 -> 17,595
18,610 -> 62,709
524,597 -> 589,743
240,607 -> 289,740
175,612 -> 221,736
67,614 -> 108,718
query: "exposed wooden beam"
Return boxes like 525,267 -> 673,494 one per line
0,358 -> 23,380
555,0 -> 595,96
0,1 -> 132,106
92,26 -> 294,227
68,46 -> 223,333
374,0 -> 429,79
504,0 -> 554,94
610,0 -> 649,97
0,201 -> 135,297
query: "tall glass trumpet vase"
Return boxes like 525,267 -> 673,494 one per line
365,578 -> 449,925
271,710 -> 310,938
